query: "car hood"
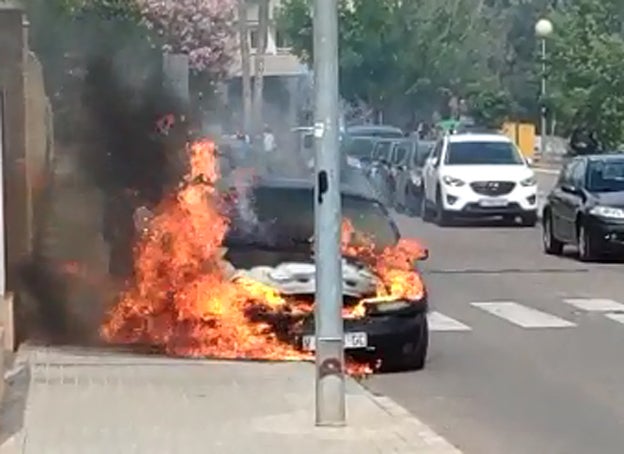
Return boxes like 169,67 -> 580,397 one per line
591,191 -> 624,208
232,259 -> 378,297
442,165 -> 533,182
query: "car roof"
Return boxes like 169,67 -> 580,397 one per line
227,176 -> 384,203
581,153 -> 624,162
348,124 -> 403,132
447,133 -> 512,143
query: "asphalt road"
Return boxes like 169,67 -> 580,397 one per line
365,169 -> 624,454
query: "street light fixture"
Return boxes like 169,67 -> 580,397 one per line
535,18 -> 553,158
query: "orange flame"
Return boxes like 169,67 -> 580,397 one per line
101,139 -> 308,361
101,139 -> 428,377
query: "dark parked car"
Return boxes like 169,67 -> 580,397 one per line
222,177 -> 430,371
542,155 -> 624,261
391,139 -> 433,215
367,139 -> 397,205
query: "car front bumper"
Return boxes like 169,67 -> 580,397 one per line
294,305 -> 428,363
585,216 -> 624,251
440,184 -> 537,215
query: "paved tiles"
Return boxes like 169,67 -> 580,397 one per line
0,346 -> 462,454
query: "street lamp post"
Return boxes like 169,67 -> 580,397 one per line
312,0 -> 345,426
535,18 -> 553,158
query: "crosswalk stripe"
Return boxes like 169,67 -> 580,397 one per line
470,302 -> 576,328
563,298 -> 624,312
427,311 -> 471,332
604,313 -> 624,325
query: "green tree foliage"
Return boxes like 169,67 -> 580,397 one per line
549,0 -> 624,147
278,0 -> 527,125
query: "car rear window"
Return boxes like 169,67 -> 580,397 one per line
445,141 -> 524,165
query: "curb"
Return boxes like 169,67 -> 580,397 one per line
351,377 -> 463,453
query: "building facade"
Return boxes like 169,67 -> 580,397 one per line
224,0 -> 311,136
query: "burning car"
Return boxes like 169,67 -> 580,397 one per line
223,177 -> 430,371
101,140 -> 429,374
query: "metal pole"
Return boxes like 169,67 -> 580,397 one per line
540,38 -> 547,157
313,0 -> 345,427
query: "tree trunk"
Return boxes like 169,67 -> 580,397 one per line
253,0 -> 269,140
237,0 -> 252,135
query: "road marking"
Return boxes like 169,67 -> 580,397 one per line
471,301 -> 576,328
427,311 -> 471,331
563,298 -> 624,312
604,313 -> 624,325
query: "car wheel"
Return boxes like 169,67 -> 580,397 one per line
578,223 -> 598,262
435,190 -> 452,226
520,213 -> 537,227
402,313 -> 428,370
543,212 -> 564,255
421,193 -> 432,221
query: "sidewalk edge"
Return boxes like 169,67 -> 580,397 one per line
349,377 -> 463,453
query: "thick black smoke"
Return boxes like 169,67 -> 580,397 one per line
20,2 -> 191,344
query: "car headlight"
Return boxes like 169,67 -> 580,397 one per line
363,295 -> 426,315
520,176 -> 537,187
442,175 -> 465,187
589,205 -> 624,219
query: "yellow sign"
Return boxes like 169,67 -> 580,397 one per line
502,122 -> 536,158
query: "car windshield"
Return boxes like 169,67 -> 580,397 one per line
445,141 -> 524,165
587,160 -> 624,192
227,186 -> 399,250
344,138 -> 374,159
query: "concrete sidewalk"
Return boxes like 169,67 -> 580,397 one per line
0,345 -> 462,453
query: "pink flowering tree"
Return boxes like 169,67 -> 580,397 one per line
138,0 -> 237,77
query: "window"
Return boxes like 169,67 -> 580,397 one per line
571,160 -> 586,188
275,29 -> 290,49
392,143 -> 410,165
414,142 -> 434,166
445,141 -> 524,165
587,159 -> 624,192
558,162 -> 574,186
249,29 -> 258,49
430,141 -> 443,163
373,141 -> 392,161
346,138 -> 374,159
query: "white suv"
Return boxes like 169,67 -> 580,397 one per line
421,132 -> 538,226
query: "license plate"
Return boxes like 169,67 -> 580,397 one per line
479,198 -> 508,207
301,332 -> 368,351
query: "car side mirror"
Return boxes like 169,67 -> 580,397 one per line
431,157 -> 440,167
419,248 -> 429,261
526,157 -> 534,166
561,183 -> 578,194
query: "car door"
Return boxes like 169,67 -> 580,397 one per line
551,160 -> 582,241
423,140 -> 443,202
563,159 -> 588,242
547,162 -> 573,240
392,141 -> 412,205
